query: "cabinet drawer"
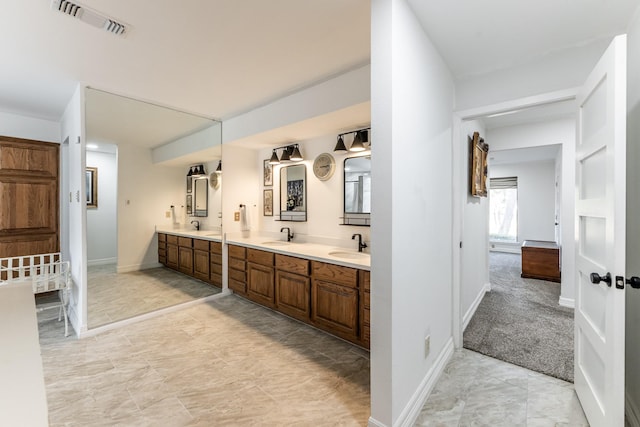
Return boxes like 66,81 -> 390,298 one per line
229,257 -> 245,271
210,263 -> 223,275
229,278 -> 246,294
362,325 -> 370,343
229,268 -> 246,282
211,272 -> 222,287
210,241 -> 222,254
247,248 -> 274,266
276,254 -> 309,275
364,291 -> 370,309
158,247 -> 166,257
193,239 -> 209,251
167,234 -> 178,245
312,261 -> 358,288
363,307 -> 370,326
158,233 -> 166,243
228,245 -> 246,259
210,253 -> 222,265
178,237 -> 192,247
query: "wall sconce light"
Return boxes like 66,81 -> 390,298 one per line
268,144 -> 304,165
333,127 -> 371,153
187,164 -> 206,176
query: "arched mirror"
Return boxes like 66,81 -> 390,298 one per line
343,156 -> 371,226
280,164 -> 307,221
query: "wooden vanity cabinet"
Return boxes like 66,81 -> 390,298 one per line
193,239 -> 210,282
360,270 -> 371,346
178,237 -> 194,275
166,234 -> 179,270
311,261 -> 359,341
158,233 -> 167,265
228,245 -> 247,294
247,248 -> 275,307
275,254 -> 310,322
210,241 -> 223,287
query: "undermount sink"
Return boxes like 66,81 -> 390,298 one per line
328,251 -> 369,260
260,240 -> 291,246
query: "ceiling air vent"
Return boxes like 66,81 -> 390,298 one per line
51,0 -> 128,36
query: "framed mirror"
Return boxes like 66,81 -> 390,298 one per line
343,156 -> 371,226
280,164 -> 306,221
194,177 -> 208,217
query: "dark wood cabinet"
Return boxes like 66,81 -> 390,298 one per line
158,233 -> 167,265
193,242 -> 209,283
312,279 -> 359,340
178,237 -> 193,275
360,270 -> 371,346
210,241 -> 223,287
276,270 -> 310,322
228,245 -> 247,294
521,240 -> 561,282
166,234 -> 179,270
247,248 -> 275,307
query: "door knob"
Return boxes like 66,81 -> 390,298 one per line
590,272 -> 612,286
627,276 -> 640,289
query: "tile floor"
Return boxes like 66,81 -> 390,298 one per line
39,290 -> 587,426
87,264 -> 220,328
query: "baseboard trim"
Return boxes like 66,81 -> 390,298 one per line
87,257 -> 116,266
116,262 -> 162,273
558,296 -> 575,308
489,247 -> 521,254
627,391 -> 640,427
78,290 -> 231,338
392,337 -> 455,427
463,282 -> 491,331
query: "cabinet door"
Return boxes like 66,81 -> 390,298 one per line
178,246 -> 193,274
166,244 -> 178,270
276,270 -> 310,322
247,263 -> 275,307
193,249 -> 209,282
312,279 -> 359,339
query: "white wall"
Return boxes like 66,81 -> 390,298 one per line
626,6 -> 640,423
460,120 -> 490,329
256,136 -> 371,245
489,160 -> 556,245
60,85 -> 86,333
116,144 -> 185,272
86,150 -> 117,265
221,144 -> 260,234
0,111 -> 60,143
371,0 -> 455,425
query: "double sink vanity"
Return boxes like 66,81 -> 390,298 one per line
156,229 -> 371,349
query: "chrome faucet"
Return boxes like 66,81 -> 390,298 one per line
352,233 -> 368,252
191,220 -> 200,231
280,227 -> 294,242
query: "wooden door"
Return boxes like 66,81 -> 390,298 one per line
312,279 -> 359,339
574,35 -> 627,427
0,136 -> 59,257
247,263 -> 275,307
276,270 -> 310,322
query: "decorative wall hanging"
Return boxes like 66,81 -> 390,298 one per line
86,167 -> 98,208
470,131 -> 489,197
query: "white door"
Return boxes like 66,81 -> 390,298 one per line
574,34 -> 627,426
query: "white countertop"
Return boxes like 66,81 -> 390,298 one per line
225,235 -> 370,270
156,228 -> 370,270
0,283 -> 49,426
156,227 -> 222,242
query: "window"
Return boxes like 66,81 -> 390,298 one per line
489,177 -> 518,242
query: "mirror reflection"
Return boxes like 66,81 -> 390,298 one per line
280,164 -> 307,221
343,156 -> 371,226
85,87 -> 222,329
194,177 -> 208,217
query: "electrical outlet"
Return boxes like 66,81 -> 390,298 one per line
234,211 -> 240,221
424,335 -> 430,358
165,211 -> 171,218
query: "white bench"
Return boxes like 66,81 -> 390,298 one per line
0,252 -> 71,337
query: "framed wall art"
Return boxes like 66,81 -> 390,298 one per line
469,131 -> 489,197
263,159 -> 273,186
86,167 -> 98,209
264,189 -> 273,216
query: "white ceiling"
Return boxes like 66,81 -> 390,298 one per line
1,0 -> 638,149
489,144 -> 561,166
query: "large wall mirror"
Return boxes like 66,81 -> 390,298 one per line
280,164 -> 307,221
343,156 -> 371,226
85,87 -> 222,330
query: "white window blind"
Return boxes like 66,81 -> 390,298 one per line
490,176 -> 517,189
